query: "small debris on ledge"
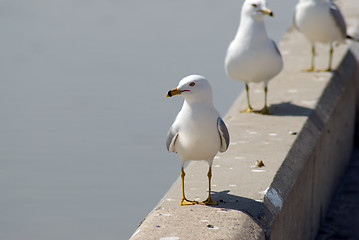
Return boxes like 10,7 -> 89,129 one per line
255,160 -> 265,167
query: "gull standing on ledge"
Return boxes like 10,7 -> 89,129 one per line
166,75 -> 230,206
294,0 -> 354,72
225,0 -> 283,114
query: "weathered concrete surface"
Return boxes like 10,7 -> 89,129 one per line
130,1 -> 359,239
268,50 -> 358,240
315,26 -> 359,240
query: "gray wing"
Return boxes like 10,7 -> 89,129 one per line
217,117 -> 230,152
166,125 -> 179,152
271,40 -> 282,58
329,2 -> 347,38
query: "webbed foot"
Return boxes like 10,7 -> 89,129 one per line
255,106 -> 271,115
180,198 -> 198,206
240,106 -> 255,113
199,196 -> 217,205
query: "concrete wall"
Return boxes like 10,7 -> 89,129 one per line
268,49 -> 358,240
130,1 -> 359,239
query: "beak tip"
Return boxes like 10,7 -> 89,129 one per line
166,90 -> 172,98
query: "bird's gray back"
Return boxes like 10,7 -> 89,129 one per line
271,40 -> 282,57
329,3 -> 347,38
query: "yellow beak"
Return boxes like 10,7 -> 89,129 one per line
166,88 -> 182,97
259,9 -> 274,17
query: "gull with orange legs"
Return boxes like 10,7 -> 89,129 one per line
294,0 -> 358,72
166,75 -> 230,205
225,0 -> 283,114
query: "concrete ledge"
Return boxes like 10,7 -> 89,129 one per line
267,48 -> 358,240
130,1 -> 359,239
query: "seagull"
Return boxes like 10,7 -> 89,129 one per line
225,0 -> 283,115
294,0 -> 355,72
166,75 -> 230,206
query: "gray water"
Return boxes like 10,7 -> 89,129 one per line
0,0 -> 297,239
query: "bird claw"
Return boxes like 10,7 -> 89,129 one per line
180,197 -> 218,205
240,106 -> 255,113
199,197 -> 217,205
255,106 -> 271,115
316,68 -> 332,72
180,198 -> 198,206
302,67 -> 315,72
302,67 -> 332,72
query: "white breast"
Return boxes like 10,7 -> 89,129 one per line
174,105 -> 221,162
295,1 -> 345,44
225,38 -> 283,83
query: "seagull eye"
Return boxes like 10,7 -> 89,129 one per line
189,82 -> 195,87
251,4 -> 257,7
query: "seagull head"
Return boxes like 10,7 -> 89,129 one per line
166,75 -> 213,104
243,0 -> 274,20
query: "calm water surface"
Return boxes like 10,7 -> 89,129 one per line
0,0 -> 297,239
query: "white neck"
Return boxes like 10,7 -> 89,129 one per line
183,94 -> 213,107
235,14 -> 268,43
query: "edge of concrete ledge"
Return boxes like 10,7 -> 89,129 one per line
264,48 -> 358,239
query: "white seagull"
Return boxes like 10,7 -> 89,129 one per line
294,0 -> 355,71
225,0 -> 283,114
166,75 -> 230,205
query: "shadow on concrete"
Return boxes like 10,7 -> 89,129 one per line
210,190 -> 265,226
316,149 -> 359,240
268,101 -> 312,116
